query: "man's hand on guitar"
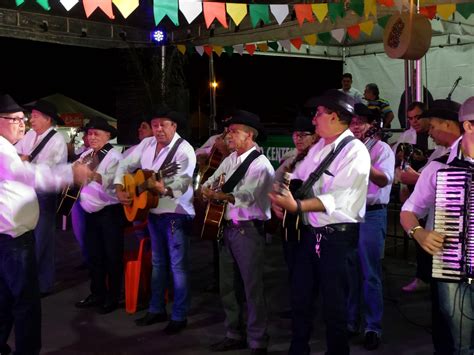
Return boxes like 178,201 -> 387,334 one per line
72,163 -> 92,185
268,189 -> 298,214
115,185 -> 132,206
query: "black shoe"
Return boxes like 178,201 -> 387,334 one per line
163,319 -> 187,335
97,301 -> 118,314
210,337 -> 247,352
364,331 -> 380,351
135,312 -> 168,326
75,294 -> 103,308
0,344 -> 11,355
250,348 -> 267,355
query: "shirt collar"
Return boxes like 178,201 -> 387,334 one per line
36,126 -> 54,139
234,145 -> 257,164
447,136 -> 463,164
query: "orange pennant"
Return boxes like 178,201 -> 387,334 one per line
419,6 -> 436,19
257,43 -> 269,52
290,37 -> 303,50
377,0 -> 394,7
204,45 -> 213,57
83,0 -> 114,18
245,44 -> 256,56
294,4 -> 314,26
203,2 -> 228,28
347,24 -> 361,39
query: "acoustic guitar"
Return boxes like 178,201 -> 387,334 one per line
201,173 -> 227,241
282,177 -> 303,241
123,162 -> 180,222
195,131 -> 229,190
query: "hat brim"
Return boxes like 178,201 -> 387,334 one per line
420,108 -> 458,122
305,96 -> 355,117
224,117 -> 267,142
24,103 -> 65,126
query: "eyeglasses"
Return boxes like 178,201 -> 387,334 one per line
292,132 -> 313,139
0,116 -> 27,124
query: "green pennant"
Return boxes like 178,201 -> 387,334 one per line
154,0 -> 179,26
224,46 -> 234,56
36,0 -> 50,10
318,32 -> 332,44
249,4 -> 270,28
377,15 -> 391,29
268,41 -> 279,51
15,0 -> 25,6
349,0 -> 364,17
328,3 -> 345,23
186,44 -> 195,55
457,3 -> 474,20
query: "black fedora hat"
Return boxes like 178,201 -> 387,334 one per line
85,116 -> 117,139
149,107 -> 187,129
354,103 -> 379,123
305,89 -> 355,116
291,115 -> 315,133
420,99 -> 461,122
0,94 -> 24,113
224,109 -> 267,142
24,100 -> 65,125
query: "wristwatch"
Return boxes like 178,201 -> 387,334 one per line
408,225 -> 423,239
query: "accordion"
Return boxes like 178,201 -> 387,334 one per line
433,168 -> 474,283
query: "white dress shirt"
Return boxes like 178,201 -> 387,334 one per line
114,133 -> 196,216
367,140 -> 395,205
339,87 -> 364,104
293,129 -> 371,227
392,127 -> 438,155
203,146 -> 275,222
79,147 -> 122,213
16,127 -> 67,166
195,134 -> 220,156
0,136 -> 73,238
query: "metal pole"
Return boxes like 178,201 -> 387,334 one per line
415,0 -> 422,102
161,45 -> 166,100
404,60 -> 410,128
209,53 -> 217,135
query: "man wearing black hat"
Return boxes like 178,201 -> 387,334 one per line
0,94 -> 90,355
270,90 -> 371,355
115,109 -> 196,334
347,104 -> 395,350
74,117 -> 125,314
15,99 -> 68,296
201,110 -> 274,354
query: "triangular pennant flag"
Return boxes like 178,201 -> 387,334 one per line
328,3 -> 345,23
249,4 -> 270,28
36,0 -> 51,10
457,3 -> 474,20
204,45 -> 213,57
294,4 -> 314,26
331,28 -> 346,43
153,0 -> 178,26
419,6 -> 436,19
318,32 -> 332,44
203,2 -> 228,28
437,4 -> 456,20
214,45 -> 224,57
224,46 -> 234,55
233,44 -> 244,56
290,37 -> 303,50
226,3 -> 247,26
245,44 -> 256,56
377,15 -> 391,28
347,24 -> 361,39
186,43 -> 195,54
113,0 -> 138,18
312,3 -> 328,23
268,41 -> 279,51
15,0 -> 24,6
378,0 -> 394,7
83,0 -> 114,19
364,0 -> 377,18
195,46 -> 205,56
349,0 -> 364,17
257,43 -> 269,52
60,0 -> 78,11
179,0 -> 202,24
304,34 -> 317,45
177,44 -> 187,55
270,4 -> 289,25
279,39 -> 291,51
359,20 -> 374,35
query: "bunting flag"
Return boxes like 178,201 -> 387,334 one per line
270,4 -> 289,25
364,0 -> 377,18
304,34 -> 317,45
36,0 -> 51,10
245,44 -> 256,55
226,3 -> 247,26
113,0 -> 139,18
279,39 -> 291,51
457,2 -> 474,19
83,0 -> 114,19
214,45 -> 224,56
377,14 -> 390,28
249,4 -> 270,28
153,0 -> 178,25
347,24 -> 361,39
312,3 -> 328,23
60,0 -> 78,11
268,41 -> 279,51
359,20 -> 374,35
233,44 -> 244,55
420,6 -> 436,19
177,44 -> 186,55
203,45 -> 213,56
186,43 -> 195,54
203,2 -> 228,28
294,4 -> 314,26
318,32 -> 332,44
195,46 -> 204,56
378,0 -> 394,7
179,0 -> 202,24
331,28 -> 346,43
15,0 -> 24,6
257,42 -> 269,52
437,4 -> 456,20
328,2 -> 345,23
290,37 -> 303,49
224,46 -> 234,55
349,0 -> 364,17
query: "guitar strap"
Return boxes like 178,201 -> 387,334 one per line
28,129 -> 57,162
157,138 -> 184,171
222,150 -> 262,193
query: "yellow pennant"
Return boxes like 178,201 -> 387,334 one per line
359,20 -> 374,35
312,3 -> 328,23
177,44 -> 186,55
226,3 -> 247,26
437,3 -> 456,20
214,45 -> 224,56
304,34 -> 317,45
364,0 -> 377,18
257,43 -> 269,52
112,0 -> 138,18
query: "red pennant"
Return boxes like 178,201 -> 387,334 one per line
377,0 -> 394,7
204,45 -> 213,57
419,6 -> 436,19
290,37 -> 303,50
83,0 -> 114,19
294,4 -> 314,26
245,44 -> 256,56
203,2 -> 228,28
347,24 -> 361,39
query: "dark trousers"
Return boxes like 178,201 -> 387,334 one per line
0,232 -> 41,355
289,224 -> 359,355
84,204 -> 125,303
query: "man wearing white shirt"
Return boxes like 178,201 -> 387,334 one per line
339,73 -> 364,104
270,90 -> 371,355
15,100 -> 67,295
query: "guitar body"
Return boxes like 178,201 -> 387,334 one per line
201,201 -> 226,241
124,170 -> 160,222
196,148 -> 224,188
57,185 -> 81,216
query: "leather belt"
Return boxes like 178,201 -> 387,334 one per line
303,223 -> 358,234
223,219 -> 264,228
366,204 -> 387,211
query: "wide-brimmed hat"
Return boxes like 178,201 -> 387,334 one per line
85,116 -> 117,139
420,99 -> 460,122
24,100 -> 65,125
459,96 -> 474,122
149,107 -> 187,129
224,109 -> 267,142
305,89 -> 355,117
354,103 -> 379,123
0,94 -> 24,113
291,115 -> 314,133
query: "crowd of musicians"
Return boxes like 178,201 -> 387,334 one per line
0,79 -> 473,355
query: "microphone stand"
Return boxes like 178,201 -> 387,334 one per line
447,77 -> 462,100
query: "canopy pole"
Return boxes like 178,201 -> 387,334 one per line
404,60 -> 410,128
161,45 -> 166,98
209,53 -> 217,135
415,0 -> 422,102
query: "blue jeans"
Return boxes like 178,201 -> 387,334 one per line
438,281 -> 474,354
148,213 -> 192,321
347,208 -> 386,336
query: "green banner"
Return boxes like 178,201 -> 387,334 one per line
260,134 -> 294,169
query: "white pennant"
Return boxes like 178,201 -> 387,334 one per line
278,39 -> 291,52
331,28 -> 346,43
179,0 -> 202,24
233,44 -> 244,55
195,46 -> 205,56
60,0 -> 78,11
270,4 -> 289,25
